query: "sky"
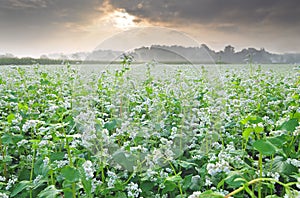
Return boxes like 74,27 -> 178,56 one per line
0,0 -> 300,57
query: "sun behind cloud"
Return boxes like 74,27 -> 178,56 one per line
96,0 -> 148,31
110,9 -> 137,30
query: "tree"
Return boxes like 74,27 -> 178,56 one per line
224,45 -> 235,54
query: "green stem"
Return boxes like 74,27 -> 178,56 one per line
30,146 -> 36,198
50,170 -> 54,185
168,161 -> 183,197
258,153 -> 263,198
101,163 -> 105,183
63,127 -> 76,198
124,159 -> 146,185
225,178 -> 298,198
0,136 -> 8,179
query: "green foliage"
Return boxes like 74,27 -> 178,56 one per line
0,57 -> 81,65
0,63 -> 299,198
253,140 -> 276,156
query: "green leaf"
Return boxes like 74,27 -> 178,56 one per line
270,156 -> 298,176
7,113 -> 15,124
242,128 -> 253,141
182,174 -> 193,190
166,174 -> 182,183
104,119 -> 121,131
241,116 -> 263,125
112,151 -> 137,172
293,112 -> 300,119
253,140 -> 276,156
81,176 -> 92,196
217,178 -> 225,189
280,118 -> 299,132
244,184 -> 256,198
33,179 -> 48,190
38,185 -> 62,198
140,181 -> 154,193
1,133 -> 13,145
19,168 -> 31,181
11,180 -> 31,197
114,192 -> 127,198
254,126 -> 264,133
49,152 -> 65,162
145,86 -> 153,94
162,180 -> 177,194
178,160 -> 198,169
267,135 -> 287,148
62,188 -> 73,198
197,190 -> 224,198
225,173 -> 246,188
61,166 -> 80,182
34,158 -> 49,176
18,103 -> 28,111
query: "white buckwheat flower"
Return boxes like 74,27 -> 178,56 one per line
83,160 -> 94,179
126,182 -> 142,198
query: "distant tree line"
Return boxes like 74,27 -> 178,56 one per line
0,57 -> 82,65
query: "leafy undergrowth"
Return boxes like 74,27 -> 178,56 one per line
0,62 -> 299,198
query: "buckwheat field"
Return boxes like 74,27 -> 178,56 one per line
0,61 -> 299,198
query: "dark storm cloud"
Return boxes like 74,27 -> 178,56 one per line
108,0 -> 300,27
0,0 -> 103,33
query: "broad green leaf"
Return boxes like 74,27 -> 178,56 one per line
114,192 -> 127,198
81,176 -> 92,196
104,119 -> 121,131
197,190 -> 224,198
182,174 -> 193,190
250,116 -> 263,124
269,156 -> 298,176
112,151 -> 137,172
62,188 -> 73,198
178,160 -> 198,169
61,166 -> 80,182
253,140 -> 276,156
1,133 -> 13,145
241,116 -> 263,125
49,152 -> 65,162
19,168 -> 31,181
18,103 -> 28,111
225,173 -> 246,188
254,126 -> 264,133
11,180 -> 31,197
162,180 -> 177,194
140,181 -> 154,193
293,112 -> 300,119
7,113 -> 15,124
267,135 -> 287,148
166,174 -> 182,183
34,158 -> 49,176
242,128 -> 253,141
33,179 -> 48,190
280,118 -> 299,132
38,185 -> 62,198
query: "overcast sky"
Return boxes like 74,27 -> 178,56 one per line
1,0 -> 299,57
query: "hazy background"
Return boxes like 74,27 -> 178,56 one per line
1,0 -> 300,57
